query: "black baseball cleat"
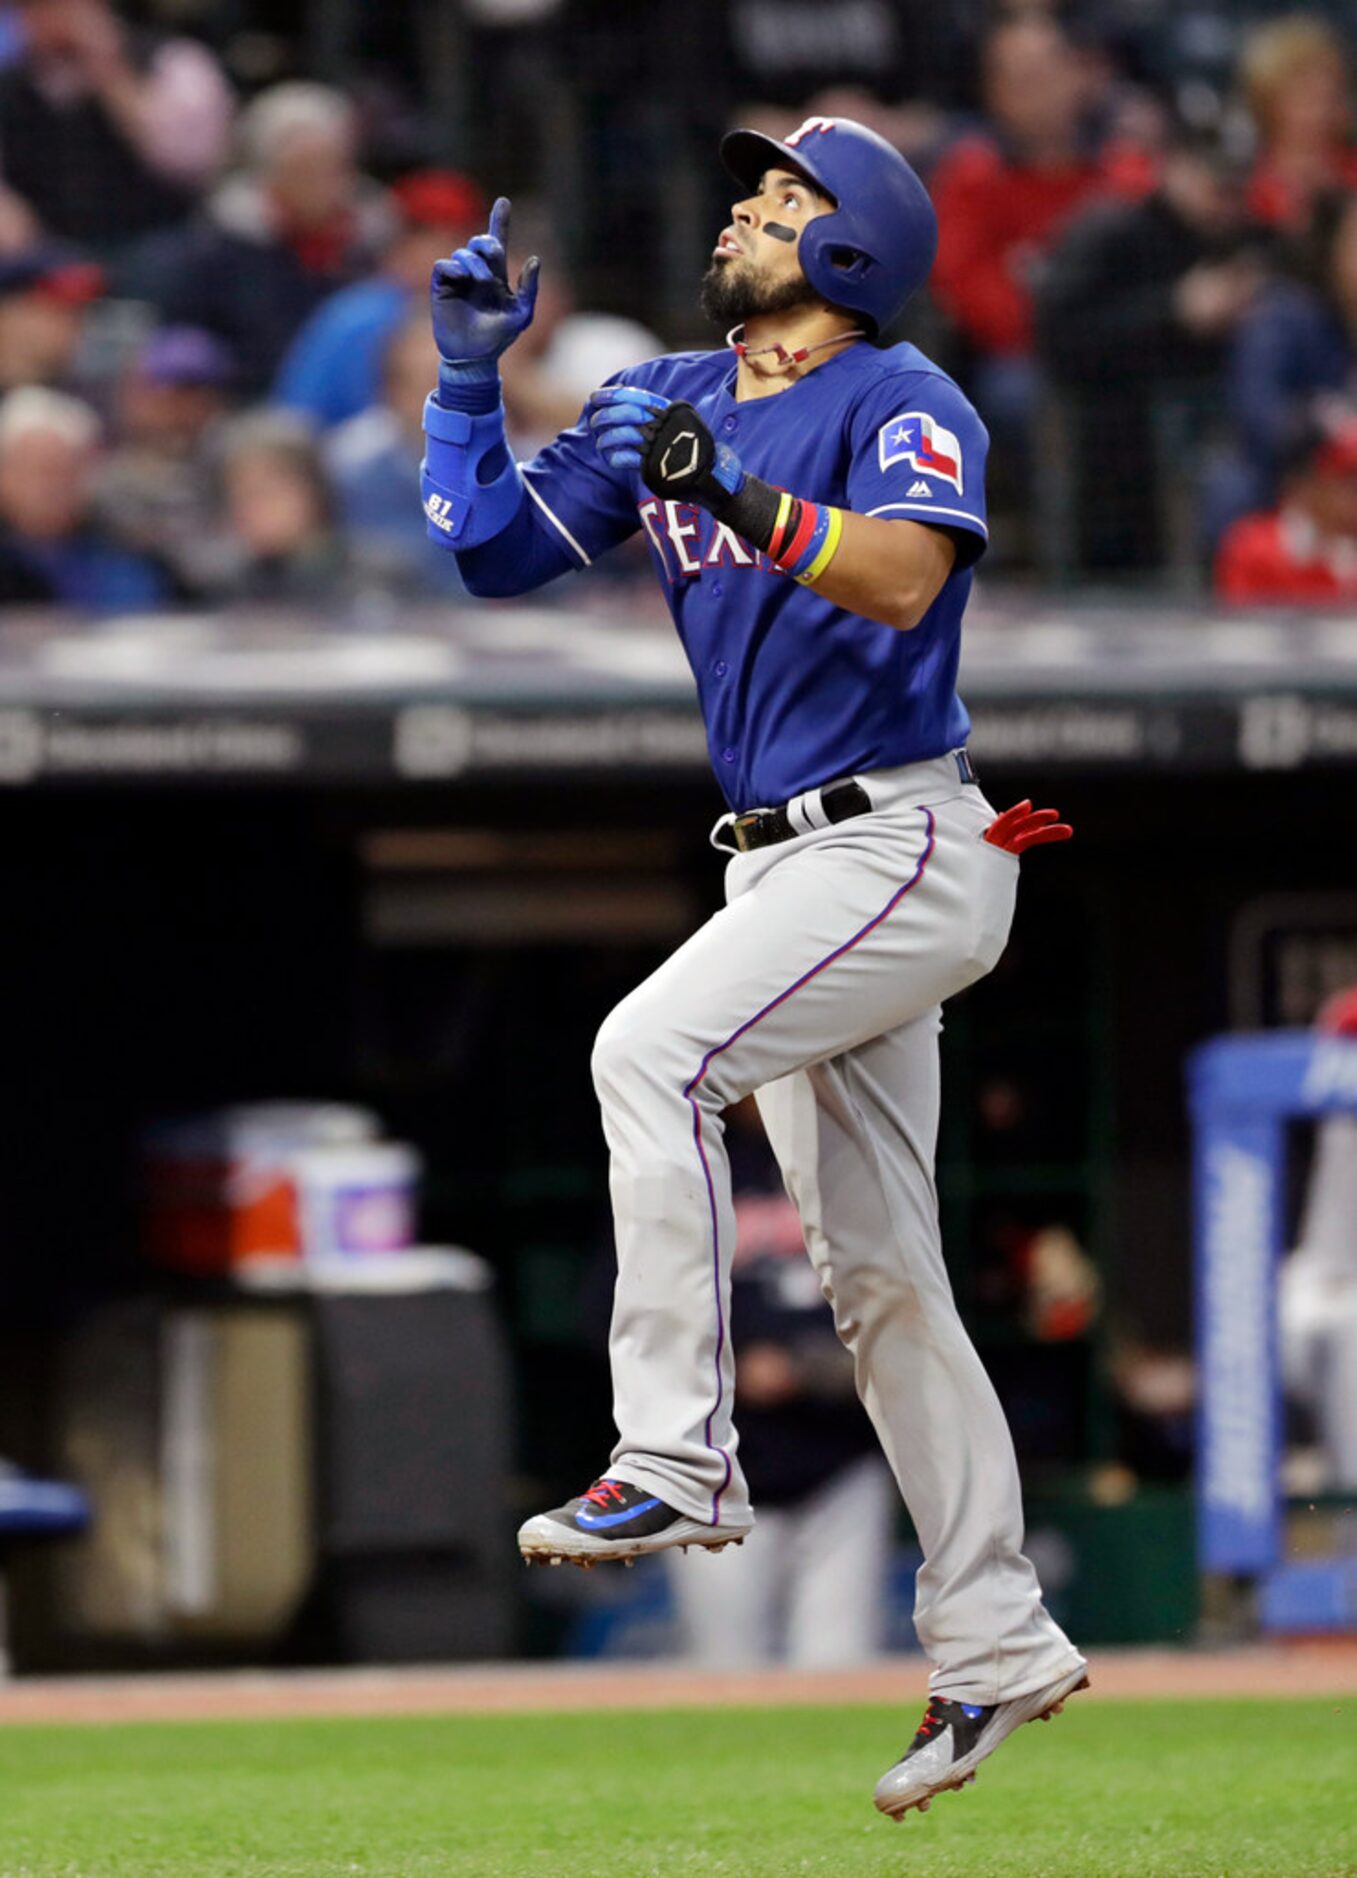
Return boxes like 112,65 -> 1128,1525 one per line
873,1662 -> 1090,1819
517,1476 -> 750,1568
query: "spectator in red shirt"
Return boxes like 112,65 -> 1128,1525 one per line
1216,418 -> 1357,602
1240,15 -> 1357,233
930,16 -> 1127,367
928,15 -> 1141,548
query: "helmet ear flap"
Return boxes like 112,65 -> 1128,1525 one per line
824,246 -> 873,286
799,221 -> 879,331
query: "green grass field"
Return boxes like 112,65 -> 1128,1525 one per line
0,1697 -> 1354,1878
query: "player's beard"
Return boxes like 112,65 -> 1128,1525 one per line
699,256 -> 822,328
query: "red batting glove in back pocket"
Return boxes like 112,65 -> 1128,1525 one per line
984,799 -> 1074,854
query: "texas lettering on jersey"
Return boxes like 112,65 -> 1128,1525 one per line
638,497 -> 796,583
480,341 -> 987,806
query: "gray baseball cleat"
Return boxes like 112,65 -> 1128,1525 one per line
874,1661 -> 1090,1819
517,1476 -> 751,1568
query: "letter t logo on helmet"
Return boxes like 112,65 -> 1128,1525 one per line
784,117 -> 837,147
719,115 -> 939,337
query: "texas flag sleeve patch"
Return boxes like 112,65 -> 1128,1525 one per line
878,412 -> 963,494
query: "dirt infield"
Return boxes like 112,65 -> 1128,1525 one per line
0,1644 -> 1354,1727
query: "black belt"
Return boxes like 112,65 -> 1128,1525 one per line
716,750 -> 979,855
717,779 -> 871,853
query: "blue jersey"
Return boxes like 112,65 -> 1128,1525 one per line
504,340 -> 987,810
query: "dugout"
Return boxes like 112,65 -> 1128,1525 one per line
0,592 -> 1354,1665
1191,1029 -> 1357,1635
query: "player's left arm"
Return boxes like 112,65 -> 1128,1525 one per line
792,508 -> 957,630
587,380 -> 980,632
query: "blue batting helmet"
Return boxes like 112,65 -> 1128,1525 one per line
719,116 -> 938,335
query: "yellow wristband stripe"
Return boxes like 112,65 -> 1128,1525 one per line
797,505 -> 844,584
768,491 -> 795,561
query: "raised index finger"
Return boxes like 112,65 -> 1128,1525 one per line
489,196 -> 511,250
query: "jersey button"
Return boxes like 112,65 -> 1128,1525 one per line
722,415 -> 738,433
711,582 -> 724,599
721,746 -> 737,763
713,659 -> 728,678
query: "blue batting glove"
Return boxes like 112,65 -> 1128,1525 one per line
587,385 -> 674,471
430,196 -> 540,389
588,389 -> 748,514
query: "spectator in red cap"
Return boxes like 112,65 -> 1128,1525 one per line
1319,986 -> 1357,1034
273,167 -> 486,429
0,245 -> 103,393
1215,417 -> 1357,602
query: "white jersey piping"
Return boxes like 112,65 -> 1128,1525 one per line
867,502 -> 989,537
523,471 -> 593,567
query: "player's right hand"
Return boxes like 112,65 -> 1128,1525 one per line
430,197 -> 540,368
587,389 -> 747,511
586,385 -> 673,471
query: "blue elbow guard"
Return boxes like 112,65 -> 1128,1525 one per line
421,393 -> 524,549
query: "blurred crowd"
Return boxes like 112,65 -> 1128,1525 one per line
5,0 -> 1357,611
0,0 -> 664,618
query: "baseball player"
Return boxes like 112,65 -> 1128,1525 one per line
421,116 -> 1087,1819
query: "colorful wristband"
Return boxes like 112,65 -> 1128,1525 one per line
765,491 -> 797,560
766,497 -> 845,582
796,505 -> 845,583
717,470 -> 845,584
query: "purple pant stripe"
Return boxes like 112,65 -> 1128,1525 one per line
681,808 -> 937,1524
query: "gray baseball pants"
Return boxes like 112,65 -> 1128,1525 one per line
593,751 -> 1084,1704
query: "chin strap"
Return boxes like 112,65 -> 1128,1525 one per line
726,324 -> 865,368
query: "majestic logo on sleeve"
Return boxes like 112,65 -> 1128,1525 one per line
878,412 -> 963,494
